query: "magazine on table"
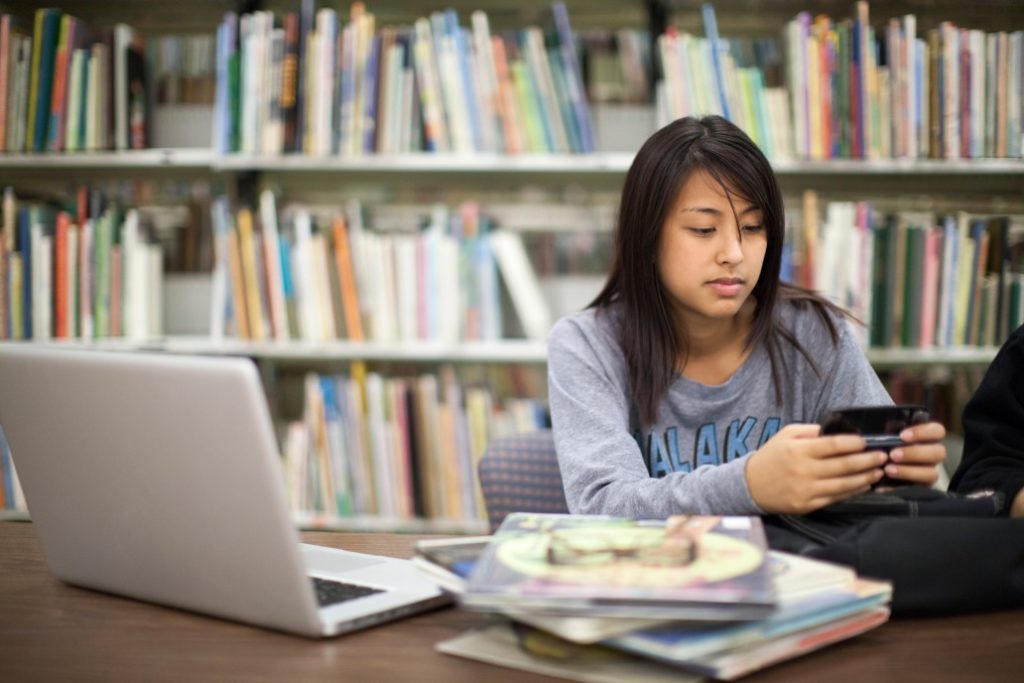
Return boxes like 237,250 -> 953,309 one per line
413,533 -> 666,642
461,513 -> 775,620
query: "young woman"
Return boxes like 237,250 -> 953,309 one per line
548,115 -> 946,518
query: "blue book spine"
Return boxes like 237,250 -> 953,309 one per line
0,425 -> 13,509
279,237 -> 294,301
546,48 -> 581,153
18,207 -> 31,340
362,35 -> 380,153
551,1 -> 594,152
942,215 -> 957,347
293,0 -> 314,153
964,219 -> 986,343
700,3 -> 731,121
446,12 -> 482,152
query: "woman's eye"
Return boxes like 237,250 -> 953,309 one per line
687,227 -> 715,236
742,224 -> 765,233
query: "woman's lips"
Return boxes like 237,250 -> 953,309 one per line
707,278 -> 744,297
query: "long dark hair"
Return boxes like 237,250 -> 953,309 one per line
591,115 -> 848,425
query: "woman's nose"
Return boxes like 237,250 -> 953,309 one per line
717,230 -> 744,264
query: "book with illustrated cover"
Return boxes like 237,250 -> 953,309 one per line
462,513 -> 775,620
679,605 -> 890,680
610,571 -> 891,664
413,534 -> 666,643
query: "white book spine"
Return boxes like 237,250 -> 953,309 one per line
66,226 -> 78,338
292,208 -> 320,342
146,244 -> 163,337
489,230 -> 551,341
32,227 -> 51,340
259,190 -> 289,340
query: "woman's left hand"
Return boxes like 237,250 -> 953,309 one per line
884,421 -> 947,486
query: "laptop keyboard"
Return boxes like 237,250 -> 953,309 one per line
311,577 -> 385,607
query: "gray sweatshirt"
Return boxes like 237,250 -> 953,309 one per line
547,300 -> 892,518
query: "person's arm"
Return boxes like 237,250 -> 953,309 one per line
547,317 -> 762,518
950,326 -> 1024,516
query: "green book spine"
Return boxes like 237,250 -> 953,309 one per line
869,218 -> 890,347
510,60 -> 545,153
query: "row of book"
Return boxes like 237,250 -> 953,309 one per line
282,367 -> 548,523
0,188 -> 165,341
786,2 -> 1024,160
0,10 -> 151,153
210,192 -> 553,344
212,1 -> 594,156
421,513 -> 892,680
784,194 -> 1024,349
654,6 -> 794,161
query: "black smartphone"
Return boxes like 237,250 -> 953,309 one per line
819,405 -> 931,487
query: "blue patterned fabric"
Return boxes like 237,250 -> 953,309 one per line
478,430 -> 569,532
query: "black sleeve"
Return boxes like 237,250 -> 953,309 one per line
949,325 -> 1024,514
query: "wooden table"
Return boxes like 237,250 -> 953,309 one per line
2,521 -> 1022,682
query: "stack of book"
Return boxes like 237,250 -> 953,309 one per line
212,1 -> 594,156
282,365 -> 548,524
0,187 -> 165,342
210,192 -> 553,343
785,1 -> 1023,160
0,10 -> 153,153
417,512 -> 891,680
782,191 -> 1024,351
654,4 -> 794,161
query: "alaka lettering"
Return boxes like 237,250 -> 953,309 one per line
638,416 -> 782,477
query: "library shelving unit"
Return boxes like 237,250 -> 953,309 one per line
2,0 -> 1023,532
0,336 -> 1003,368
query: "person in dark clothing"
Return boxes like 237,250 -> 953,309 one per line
950,324 -> 1024,518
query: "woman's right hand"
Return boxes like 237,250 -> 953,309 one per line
744,424 -> 888,514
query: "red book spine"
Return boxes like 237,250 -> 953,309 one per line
54,211 -> 69,338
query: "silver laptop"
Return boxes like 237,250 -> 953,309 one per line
0,346 -> 449,637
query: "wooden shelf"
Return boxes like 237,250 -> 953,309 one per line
161,337 -> 550,363
864,346 -> 1000,368
0,148 -> 215,169
292,512 -> 487,534
217,153 -> 1024,176
0,509 -> 487,533
0,149 -> 1018,177
0,338 -> 999,367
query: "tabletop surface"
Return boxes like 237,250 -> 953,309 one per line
2,521 -> 1023,682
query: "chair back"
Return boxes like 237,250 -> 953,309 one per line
478,430 -> 569,532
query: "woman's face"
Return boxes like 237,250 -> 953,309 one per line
656,169 -> 768,326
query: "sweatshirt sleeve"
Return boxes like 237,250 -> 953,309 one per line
547,316 -> 762,518
950,325 -> 1024,513
807,315 -> 893,422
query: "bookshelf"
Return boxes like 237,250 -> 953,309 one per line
0,0 -> 1022,531
0,148 -> 214,168
232,155 -> 1024,176
0,336 -> 1002,368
